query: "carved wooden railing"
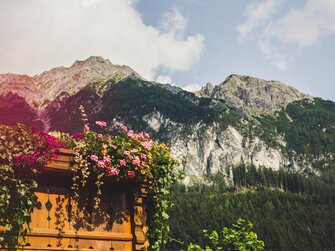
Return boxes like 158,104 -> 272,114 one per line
2,148 -> 149,251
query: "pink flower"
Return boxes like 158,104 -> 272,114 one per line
98,134 -> 103,139
121,125 -> 128,132
103,156 -> 111,163
107,167 -> 120,177
98,160 -> 106,168
95,121 -> 107,127
135,132 -> 144,141
144,133 -> 150,139
127,130 -> 134,138
84,124 -> 90,132
51,152 -> 58,159
128,171 -> 136,179
140,153 -> 147,160
132,157 -> 140,167
90,155 -> 99,162
120,160 -> 127,166
73,132 -> 83,138
123,150 -> 130,156
141,141 -> 152,150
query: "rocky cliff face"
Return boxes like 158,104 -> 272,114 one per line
197,74 -> 309,117
0,57 -> 333,178
141,112 -> 289,176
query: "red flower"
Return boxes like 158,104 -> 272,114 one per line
73,132 -> 83,138
127,171 -> 136,179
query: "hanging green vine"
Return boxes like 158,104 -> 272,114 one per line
71,106 -> 182,249
0,124 -> 64,246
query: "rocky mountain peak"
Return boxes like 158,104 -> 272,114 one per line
198,74 -> 310,116
0,56 -> 140,110
197,82 -> 214,97
71,56 -> 110,68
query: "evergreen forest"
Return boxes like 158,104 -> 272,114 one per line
167,164 -> 335,251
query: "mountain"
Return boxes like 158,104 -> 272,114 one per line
196,74 -> 309,117
0,56 -> 334,178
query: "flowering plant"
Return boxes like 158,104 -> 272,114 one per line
0,108 -> 181,250
70,106 -> 181,250
0,124 -> 65,246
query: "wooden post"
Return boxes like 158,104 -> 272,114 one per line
134,184 -> 149,251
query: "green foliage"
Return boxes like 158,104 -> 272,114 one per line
257,98 -> 335,165
146,143 -> 184,250
101,79 -> 217,128
70,107 -> 182,250
168,180 -> 335,251
0,124 -> 63,246
187,218 -> 265,251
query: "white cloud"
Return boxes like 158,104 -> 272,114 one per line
236,0 -> 282,40
160,9 -> 188,38
182,83 -> 202,92
156,75 -> 172,84
237,0 -> 335,71
266,0 -> 335,47
257,37 -> 289,71
0,0 -> 204,81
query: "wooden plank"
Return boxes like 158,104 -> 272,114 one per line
27,229 -> 133,241
57,149 -> 75,155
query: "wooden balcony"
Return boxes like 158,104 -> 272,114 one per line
1,149 -> 149,251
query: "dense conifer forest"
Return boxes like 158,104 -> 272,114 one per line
167,164 -> 335,251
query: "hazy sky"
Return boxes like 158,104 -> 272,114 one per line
0,0 -> 335,101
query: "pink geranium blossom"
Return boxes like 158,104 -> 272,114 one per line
127,130 -> 134,138
98,134 -> 103,139
90,155 -> 99,162
120,160 -> 127,166
128,171 -> 136,179
97,160 -> 106,168
103,156 -> 111,163
132,157 -> 140,166
140,153 -> 147,160
107,167 -> 120,176
73,132 -> 83,138
123,150 -> 130,157
96,121 -> 107,127
121,125 -> 128,132
141,141 -> 152,150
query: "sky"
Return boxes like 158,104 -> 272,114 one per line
0,0 -> 335,101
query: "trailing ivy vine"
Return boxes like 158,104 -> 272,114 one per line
71,106 -> 182,250
0,124 -> 64,246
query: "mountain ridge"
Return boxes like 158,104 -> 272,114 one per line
0,56 -> 334,177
